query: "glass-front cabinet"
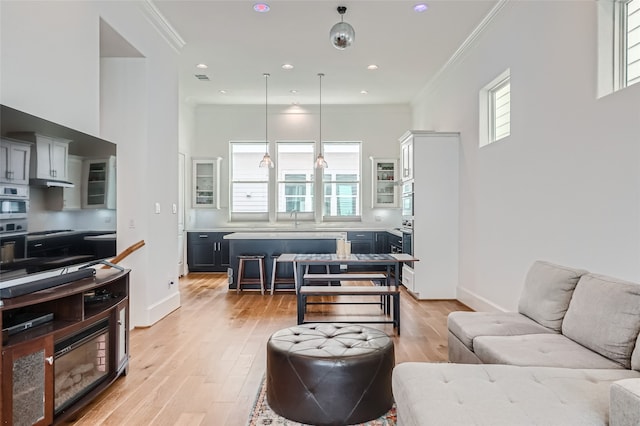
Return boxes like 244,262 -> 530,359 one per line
370,157 -> 398,208
82,156 -> 116,209
192,158 -> 221,208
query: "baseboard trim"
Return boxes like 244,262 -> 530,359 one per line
142,291 -> 181,327
456,286 -> 507,312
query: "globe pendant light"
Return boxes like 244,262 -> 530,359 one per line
259,72 -> 274,168
315,73 -> 328,169
330,6 -> 355,50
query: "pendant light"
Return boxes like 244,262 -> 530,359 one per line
330,6 -> 355,50
315,72 -> 328,169
259,72 -> 274,168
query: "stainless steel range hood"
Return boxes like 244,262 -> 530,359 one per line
29,178 -> 74,188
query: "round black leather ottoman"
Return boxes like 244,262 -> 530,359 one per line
266,323 -> 394,426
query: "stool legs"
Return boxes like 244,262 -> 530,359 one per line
237,256 -> 266,294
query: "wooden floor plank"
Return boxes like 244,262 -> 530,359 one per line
67,272 -> 471,425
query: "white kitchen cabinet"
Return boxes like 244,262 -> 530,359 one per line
32,134 -> 71,181
370,157 -> 398,208
82,156 -> 116,209
45,155 -> 83,210
0,138 -> 31,185
399,131 -> 459,300
400,138 -> 414,181
192,157 -> 221,208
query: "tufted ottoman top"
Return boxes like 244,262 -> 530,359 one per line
268,323 -> 392,358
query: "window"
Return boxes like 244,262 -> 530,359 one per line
230,142 -> 269,217
627,0 -> 640,86
479,69 -> 510,147
598,0 -> 640,96
321,142 -> 361,218
276,142 -> 315,215
229,141 -> 361,222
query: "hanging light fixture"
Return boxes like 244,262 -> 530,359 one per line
315,72 -> 328,169
259,73 -> 274,168
330,6 -> 355,50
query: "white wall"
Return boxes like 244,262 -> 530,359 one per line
1,1 -> 181,327
412,1 -> 640,311
188,104 -> 410,229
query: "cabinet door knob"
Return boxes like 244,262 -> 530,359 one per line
45,356 -> 54,365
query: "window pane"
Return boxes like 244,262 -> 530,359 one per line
231,142 -> 268,213
322,143 -> 361,217
231,144 -> 268,181
232,182 -> 268,212
276,142 -> 314,213
491,79 -> 510,142
627,0 -> 640,85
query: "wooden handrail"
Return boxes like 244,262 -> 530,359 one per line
101,240 -> 146,269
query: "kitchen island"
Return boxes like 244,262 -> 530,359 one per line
224,232 -> 347,291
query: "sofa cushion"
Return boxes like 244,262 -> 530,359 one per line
562,273 -> 640,369
392,362 -> 640,426
447,311 -> 555,351
473,334 -> 624,369
632,333 -> 640,371
517,260 -> 587,332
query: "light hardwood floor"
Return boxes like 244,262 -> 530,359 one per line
69,273 -> 470,425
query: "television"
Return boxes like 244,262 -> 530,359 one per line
0,105 -> 117,293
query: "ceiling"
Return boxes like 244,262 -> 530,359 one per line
150,1 -> 498,106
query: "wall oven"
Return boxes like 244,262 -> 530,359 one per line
0,185 -> 29,220
401,180 -> 414,220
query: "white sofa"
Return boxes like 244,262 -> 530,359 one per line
392,261 -> 640,425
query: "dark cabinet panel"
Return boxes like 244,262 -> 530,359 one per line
374,232 -> 388,253
187,232 -> 231,272
347,232 -> 374,254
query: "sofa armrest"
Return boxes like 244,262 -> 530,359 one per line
610,378 -> 640,426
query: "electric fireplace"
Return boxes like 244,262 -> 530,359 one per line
53,319 -> 110,414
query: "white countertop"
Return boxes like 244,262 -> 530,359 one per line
224,231 -> 348,240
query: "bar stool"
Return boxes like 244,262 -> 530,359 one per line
270,253 -> 298,295
237,255 -> 266,295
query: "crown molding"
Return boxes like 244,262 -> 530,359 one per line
412,0 -> 509,104
140,0 -> 186,53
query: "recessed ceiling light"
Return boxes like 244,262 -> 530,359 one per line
367,64 -> 379,70
360,90 -> 368,95
290,89 -> 298,94
219,90 -> 228,94
254,3 -> 270,12
196,63 -> 208,69
413,3 -> 428,12
282,64 -> 294,70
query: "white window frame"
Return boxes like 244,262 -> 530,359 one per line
275,141 -> 315,223
479,68 -> 511,147
598,0 -> 640,97
229,141 -> 270,221
320,141 -> 362,221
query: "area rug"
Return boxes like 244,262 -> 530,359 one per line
248,378 -> 397,426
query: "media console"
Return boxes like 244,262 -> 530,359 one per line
0,268 -> 130,425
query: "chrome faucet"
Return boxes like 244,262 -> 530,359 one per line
290,209 -> 299,228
